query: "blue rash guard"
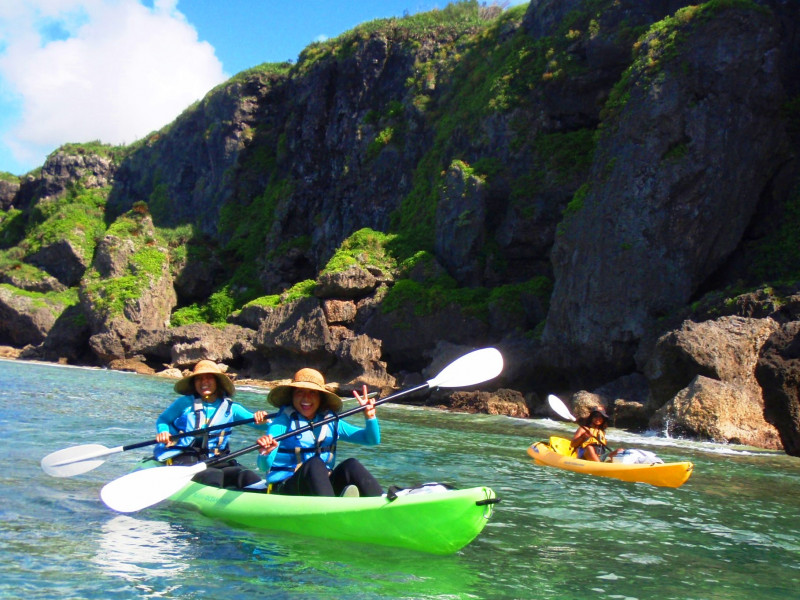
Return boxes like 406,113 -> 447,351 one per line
257,407 -> 380,484
154,395 -> 266,462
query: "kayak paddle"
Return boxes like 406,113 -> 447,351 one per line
40,414 -> 277,478
547,394 -> 577,421
42,390 -> 379,477
100,347 -> 504,513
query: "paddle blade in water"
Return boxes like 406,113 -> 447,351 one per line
547,394 -> 576,421
41,444 -> 119,478
428,348 -> 503,388
100,463 -> 205,513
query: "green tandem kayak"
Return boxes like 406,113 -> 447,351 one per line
167,479 -> 498,555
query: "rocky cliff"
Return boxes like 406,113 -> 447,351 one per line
2,0 -> 800,454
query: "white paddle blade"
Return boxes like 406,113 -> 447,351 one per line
428,347 -> 503,389
547,394 -> 576,421
100,463 -> 206,513
41,444 -> 119,477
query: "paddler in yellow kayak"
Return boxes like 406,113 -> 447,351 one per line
570,407 -> 625,462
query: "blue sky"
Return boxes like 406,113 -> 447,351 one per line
0,1 -> 528,177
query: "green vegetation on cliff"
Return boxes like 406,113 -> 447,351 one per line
81,209 -> 169,319
0,282 -> 79,313
23,184 -> 108,258
321,228 -> 397,275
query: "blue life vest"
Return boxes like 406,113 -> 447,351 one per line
267,408 -> 339,483
154,396 -> 234,462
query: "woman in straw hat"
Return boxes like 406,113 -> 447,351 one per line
255,368 -> 382,497
154,359 -> 270,489
570,406 -> 623,462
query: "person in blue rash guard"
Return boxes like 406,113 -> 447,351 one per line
154,360 -> 270,489
255,368 -> 382,497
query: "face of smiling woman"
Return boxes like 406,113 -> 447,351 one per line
292,388 -> 321,419
194,373 -> 218,399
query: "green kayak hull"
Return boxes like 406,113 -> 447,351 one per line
168,480 -> 497,554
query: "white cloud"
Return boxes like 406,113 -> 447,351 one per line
0,0 -> 226,170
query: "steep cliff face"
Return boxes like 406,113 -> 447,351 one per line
544,2 -> 792,378
106,69 -> 288,235
2,0 -> 800,451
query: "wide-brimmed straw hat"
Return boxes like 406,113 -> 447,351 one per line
267,368 -> 342,412
174,360 -> 235,398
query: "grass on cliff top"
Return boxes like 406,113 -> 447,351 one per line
296,0 -> 501,73
47,141 -> 129,164
321,228 -> 397,275
225,62 -> 293,86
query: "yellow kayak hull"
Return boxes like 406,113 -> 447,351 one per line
527,437 -> 693,488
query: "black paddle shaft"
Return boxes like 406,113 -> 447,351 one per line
120,412 -> 279,452
207,383 -> 431,467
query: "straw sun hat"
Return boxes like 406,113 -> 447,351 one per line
174,360 -> 235,398
267,368 -> 343,412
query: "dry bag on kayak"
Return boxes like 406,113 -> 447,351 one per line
611,449 -> 664,464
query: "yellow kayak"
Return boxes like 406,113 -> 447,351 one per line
527,437 -> 693,488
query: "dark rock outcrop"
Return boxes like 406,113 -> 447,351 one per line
25,239 -> 91,288
133,323 -> 256,369
441,388 -> 531,417
0,178 -> 20,210
756,322 -> 800,455
0,286 -> 62,346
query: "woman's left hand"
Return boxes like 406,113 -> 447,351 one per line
354,384 -> 376,419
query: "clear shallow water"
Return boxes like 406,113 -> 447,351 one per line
2,358 -> 799,599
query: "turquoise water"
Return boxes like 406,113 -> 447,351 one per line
2,358 -> 799,599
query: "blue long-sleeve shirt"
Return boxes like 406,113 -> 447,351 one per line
257,409 -> 380,481
154,395 -> 267,461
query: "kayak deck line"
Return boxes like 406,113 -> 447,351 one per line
527,437 -> 694,488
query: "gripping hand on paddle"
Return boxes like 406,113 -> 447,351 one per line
256,435 -> 279,456
353,385 -> 376,419
253,410 -> 271,424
